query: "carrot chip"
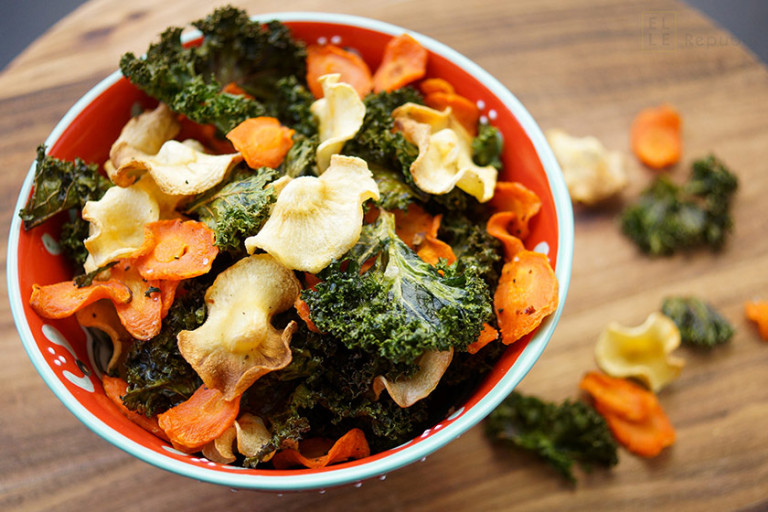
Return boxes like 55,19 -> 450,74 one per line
271,428 -> 370,469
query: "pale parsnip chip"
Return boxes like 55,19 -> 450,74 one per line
177,254 -> 301,400
82,177 -> 161,269
202,425 -> 237,464
393,103 -> 497,202
546,129 -> 627,205
310,74 -> 366,172
135,174 -> 188,219
595,312 -> 685,392
235,413 -> 273,459
244,155 -> 379,273
108,103 -> 181,186
141,140 -> 242,195
373,349 -> 453,408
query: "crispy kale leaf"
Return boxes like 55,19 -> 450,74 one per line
343,88 -> 426,209
184,166 -> 278,253
472,123 -> 504,170
267,75 -> 318,137
370,165 -> 422,211
191,12 -> 306,100
661,296 -> 734,348
621,155 -> 738,256
302,211 -> 493,364
281,133 -> 318,178
486,392 -> 618,482
59,214 -> 91,269
240,322 -> 425,466
439,210 -> 503,288
19,145 -> 110,230
121,279 -> 208,416
120,7 -> 305,134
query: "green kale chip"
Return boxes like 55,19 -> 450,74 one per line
267,75 -> 318,137
439,210 -> 503,288
121,279 -> 208,416
184,166 -> 278,253
120,7 -> 306,134
343,87 -> 426,208
661,296 -> 734,348
19,145 -> 110,230
370,165 -> 422,211
58,214 -> 91,269
73,261 -> 117,288
240,322 -> 424,466
621,155 -> 738,256
302,211 -> 493,364
472,123 -> 504,170
281,133 -> 318,178
486,392 -> 619,482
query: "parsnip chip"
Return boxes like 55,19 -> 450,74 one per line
235,413 -> 272,459
108,103 -> 181,186
202,425 -> 237,464
373,349 -> 453,408
136,173 -> 189,219
75,299 -> 133,373
393,103 -> 497,202
82,178 -> 161,268
142,140 -> 242,195
310,74 -> 366,172
546,129 -> 627,205
595,312 -> 685,392
177,254 -> 301,400
245,155 -> 379,273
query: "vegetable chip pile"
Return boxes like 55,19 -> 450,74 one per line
20,6 -> 558,468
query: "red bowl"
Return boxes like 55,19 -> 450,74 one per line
7,12 -> 574,491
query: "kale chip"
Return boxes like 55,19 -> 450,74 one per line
120,7 -> 306,134
486,392 -> 619,482
302,211 -> 493,364
621,155 -> 738,255
184,166 -> 278,253
121,278 -> 209,416
661,296 -> 734,348
472,123 -> 504,170
19,145 -> 110,230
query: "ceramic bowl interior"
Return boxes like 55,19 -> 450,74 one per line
7,12 -> 574,491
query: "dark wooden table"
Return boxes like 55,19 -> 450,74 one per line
2,0 -> 768,510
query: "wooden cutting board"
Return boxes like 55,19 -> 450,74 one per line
1,0 -> 767,510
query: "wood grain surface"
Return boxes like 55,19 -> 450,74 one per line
2,0 -> 768,510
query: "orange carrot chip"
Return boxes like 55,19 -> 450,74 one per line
745,301 -> 768,340
157,385 -> 241,452
76,299 -> 133,373
580,372 -> 675,457
134,219 -> 218,281
494,250 -> 558,345
467,323 -> 500,355
103,375 -> 169,441
306,44 -> 373,99
488,181 -> 542,240
108,262 -> 163,341
373,33 -> 428,93
226,117 -> 295,170
271,428 -> 370,469
630,104 -> 682,169
29,280 -> 131,320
